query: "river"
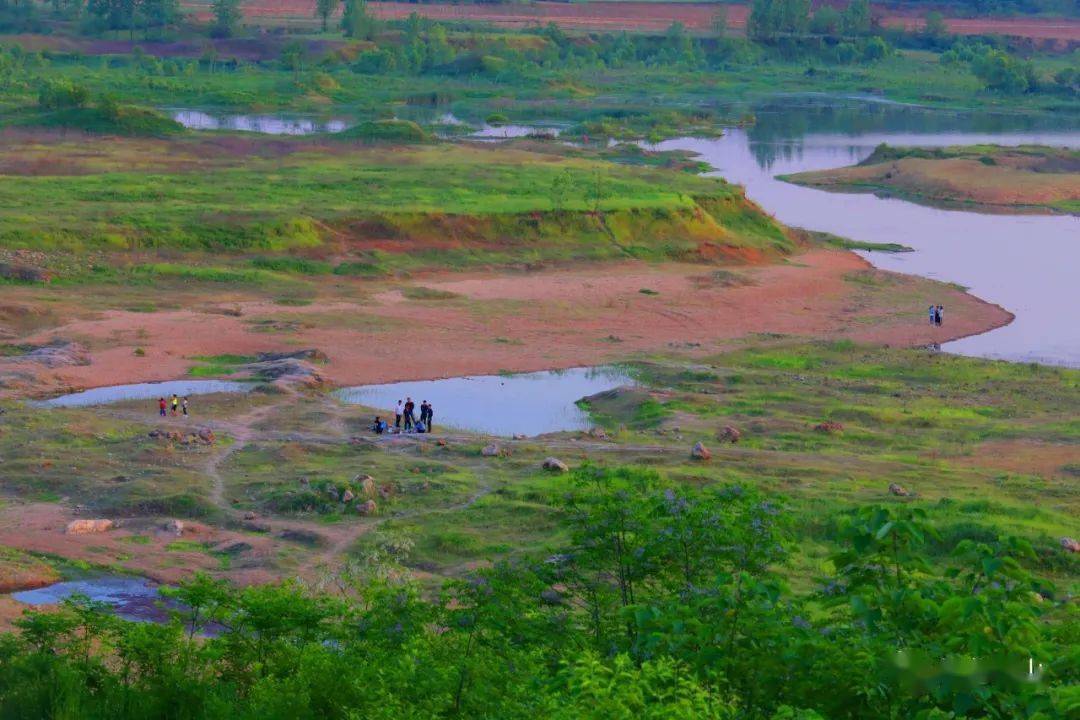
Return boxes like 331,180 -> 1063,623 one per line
650,99 -> 1079,367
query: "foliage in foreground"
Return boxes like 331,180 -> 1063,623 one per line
0,466 -> 1075,719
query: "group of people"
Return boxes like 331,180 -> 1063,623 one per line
157,394 -> 189,417
928,304 -> 945,327
372,397 -> 434,434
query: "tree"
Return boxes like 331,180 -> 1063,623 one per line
314,0 -> 334,33
139,0 -> 179,39
711,4 -> 727,37
840,0 -> 870,37
972,48 -> 1036,94
211,0 -> 240,38
809,6 -> 840,37
341,0 -> 377,40
922,11 -> 949,43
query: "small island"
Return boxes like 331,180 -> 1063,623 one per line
782,144 -> 1080,215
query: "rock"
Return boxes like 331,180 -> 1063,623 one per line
243,511 -> 257,520
691,442 -> 711,461
542,457 -> 569,473
164,519 -> 184,536
1061,537 -> 1080,553
587,427 -> 608,440
243,521 -> 271,533
65,519 -> 113,535
219,542 -> 252,556
540,588 -> 565,605
24,341 -> 90,368
326,487 -> 340,501
378,483 -> 394,499
888,483 -> 910,497
436,439 -> 447,447
299,477 -> 310,486
197,428 -> 215,445
166,430 -> 183,442
355,474 -> 377,497
512,433 -> 527,440
341,489 -> 355,503
481,444 -> 501,457
718,426 -> 741,444
278,528 -> 325,547
356,499 -> 377,516
814,421 -> 844,434
0,262 -> 52,284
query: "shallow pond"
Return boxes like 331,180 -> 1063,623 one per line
336,366 -> 633,437
37,380 -> 255,408
648,99 -> 1080,367
171,110 -> 348,135
13,576 -> 168,624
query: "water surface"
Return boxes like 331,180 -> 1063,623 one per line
336,366 -> 633,436
171,110 -> 348,135
38,380 -> 255,408
649,101 -> 1079,367
13,576 -> 167,624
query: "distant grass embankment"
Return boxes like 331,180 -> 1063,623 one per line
781,143 -> 1080,215
0,135 -> 793,283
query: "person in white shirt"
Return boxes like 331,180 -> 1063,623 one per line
394,400 -> 403,432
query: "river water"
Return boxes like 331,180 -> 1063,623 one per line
650,99 -> 1079,367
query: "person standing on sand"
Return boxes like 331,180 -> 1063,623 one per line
929,305 -> 936,325
419,400 -> 430,427
158,397 -> 167,417
937,305 -> 944,327
395,400 -> 403,432
934,305 -> 943,327
170,394 -> 179,416
426,402 -> 434,432
182,397 -> 189,417
403,397 -> 415,431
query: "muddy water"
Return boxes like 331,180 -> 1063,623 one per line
37,380 -> 255,408
336,366 -> 633,436
12,576 -> 168,623
171,110 -> 348,135
651,104 -> 1080,367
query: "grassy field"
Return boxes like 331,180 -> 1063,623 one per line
782,143 -> 1080,214
0,341 -> 1075,586
0,133 -> 792,280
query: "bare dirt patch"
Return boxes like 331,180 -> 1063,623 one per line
4,248 -> 1008,397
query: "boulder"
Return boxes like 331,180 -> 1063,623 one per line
66,519 -> 113,535
587,427 -> 608,440
512,434 -> 527,440
357,499 -> 377,516
1061,537 -> 1080,553
718,426 -> 741,444
378,483 -> 395,499
341,489 -> 355,503
326,487 -> 340,501
481,444 -> 501,457
888,483 -> 910,497
164,519 -> 184,536
540,588 -> 565,606
197,428 -> 215,445
814,421 -> 844,434
243,511 -> 257,520
542,457 -> 569,473
691,442 -> 711,461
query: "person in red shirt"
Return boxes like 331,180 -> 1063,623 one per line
158,397 -> 167,417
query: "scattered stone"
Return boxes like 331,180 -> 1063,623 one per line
436,439 -> 447,447
814,421 -> 844,434
718,426 -> 741,444
341,489 -> 355,503
888,483 -> 911,497
1061,537 -> 1080,553
299,477 -> 310,486
542,457 -> 569,473
278,528 -> 325,547
72,504 -> 83,515
197,428 -> 215,445
691,442 -> 711,461
242,521 -> 271,533
65,519 -> 113,535
356,499 -> 377,516
164,519 -> 185,536
326,487 -> 340,501
481,444 -> 501,457
243,511 -> 257,520
378,483 -> 394,499
587,427 -> 608,440
219,542 -> 252,556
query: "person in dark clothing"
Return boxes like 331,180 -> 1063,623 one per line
403,397 -> 415,431
373,416 -> 386,434
936,305 -> 944,326
426,403 -> 434,432
419,401 -> 430,427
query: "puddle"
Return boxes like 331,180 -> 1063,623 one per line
36,380 -> 255,408
170,110 -> 349,135
471,123 -> 563,140
336,366 -> 633,436
12,576 -> 168,624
